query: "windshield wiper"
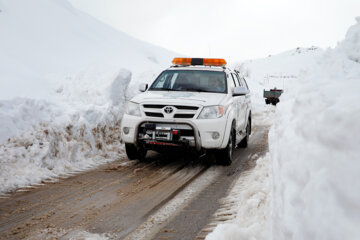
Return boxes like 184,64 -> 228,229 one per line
150,87 -> 176,91
177,87 -> 212,92
150,87 -> 213,93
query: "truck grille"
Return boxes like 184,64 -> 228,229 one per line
143,104 -> 199,111
142,104 -> 199,119
145,112 -> 164,118
173,114 -> 195,118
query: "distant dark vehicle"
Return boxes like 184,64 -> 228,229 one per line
263,88 -> 283,105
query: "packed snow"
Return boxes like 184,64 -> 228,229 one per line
206,154 -> 271,240
0,0 -> 175,194
270,17 -> 360,240
208,17 -> 360,240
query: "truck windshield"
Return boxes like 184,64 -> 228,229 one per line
149,70 -> 227,93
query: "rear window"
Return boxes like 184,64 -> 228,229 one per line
149,70 -> 227,93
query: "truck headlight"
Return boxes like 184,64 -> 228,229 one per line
198,105 -> 224,119
125,101 -> 141,117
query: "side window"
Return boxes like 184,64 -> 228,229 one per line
233,73 -> 242,86
228,74 -> 235,89
241,77 -> 249,90
230,74 -> 238,87
152,74 -> 166,88
152,72 -> 174,88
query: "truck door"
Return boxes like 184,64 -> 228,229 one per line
238,75 -> 250,129
232,73 -> 247,131
230,73 -> 243,133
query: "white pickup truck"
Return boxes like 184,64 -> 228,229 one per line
121,58 -> 251,165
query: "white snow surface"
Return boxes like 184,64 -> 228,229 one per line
208,17 -> 360,240
0,0 -> 174,100
206,154 -> 271,240
338,16 -> 360,63
0,0 -> 175,194
270,17 -> 360,240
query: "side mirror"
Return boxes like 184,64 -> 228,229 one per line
139,83 -> 148,92
233,86 -> 248,96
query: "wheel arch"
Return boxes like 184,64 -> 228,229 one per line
220,111 -> 236,149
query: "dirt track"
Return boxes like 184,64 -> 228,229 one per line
0,122 -> 269,240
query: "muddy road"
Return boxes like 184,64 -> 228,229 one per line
0,123 -> 269,240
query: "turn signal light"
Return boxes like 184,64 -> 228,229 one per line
172,58 -> 227,66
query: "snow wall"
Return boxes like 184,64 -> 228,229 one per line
0,0 -> 176,194
270,17 -> 360,240
206,17 -> 360,240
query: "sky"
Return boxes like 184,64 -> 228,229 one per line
70,0 -> 360,61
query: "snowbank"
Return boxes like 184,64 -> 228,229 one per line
0,105 -> 125,194
0,68 -> 134,194
206,154 -> 271,240
0,98 -> 67,144
0,0 -> 175,194
233,46 -> 323,115
338,16 -> 360,63
208,17 -> 360,240
205,44 -> 323,240
270,17 -> 360,239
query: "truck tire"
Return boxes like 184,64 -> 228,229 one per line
216,128 -> 234,166
125,143 -> 147,160
238,119 -> 250,148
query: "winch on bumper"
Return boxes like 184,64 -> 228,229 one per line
121,116 -> 229,152
138,122 -> 198,150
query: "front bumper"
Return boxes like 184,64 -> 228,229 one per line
121,114 -> 228,151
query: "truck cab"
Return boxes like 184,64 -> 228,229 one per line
121,58 -> 251,165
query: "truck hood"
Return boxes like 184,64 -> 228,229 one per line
131,91 -> 227,106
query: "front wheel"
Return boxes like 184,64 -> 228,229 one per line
125,143 -> 147,160
216,128 -> 234,166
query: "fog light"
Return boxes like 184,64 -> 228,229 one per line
212,132 -> 220,140
123,127 -> 130,135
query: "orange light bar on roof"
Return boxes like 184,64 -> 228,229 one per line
172,58 -> 227,66
203,58 -> 227,66
172,58 -> 192,66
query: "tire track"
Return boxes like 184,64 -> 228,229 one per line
0,153 -> 207,240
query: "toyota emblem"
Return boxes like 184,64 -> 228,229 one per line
164,106 -> 174,114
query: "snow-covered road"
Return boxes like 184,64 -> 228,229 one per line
0,113 -> 270,240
